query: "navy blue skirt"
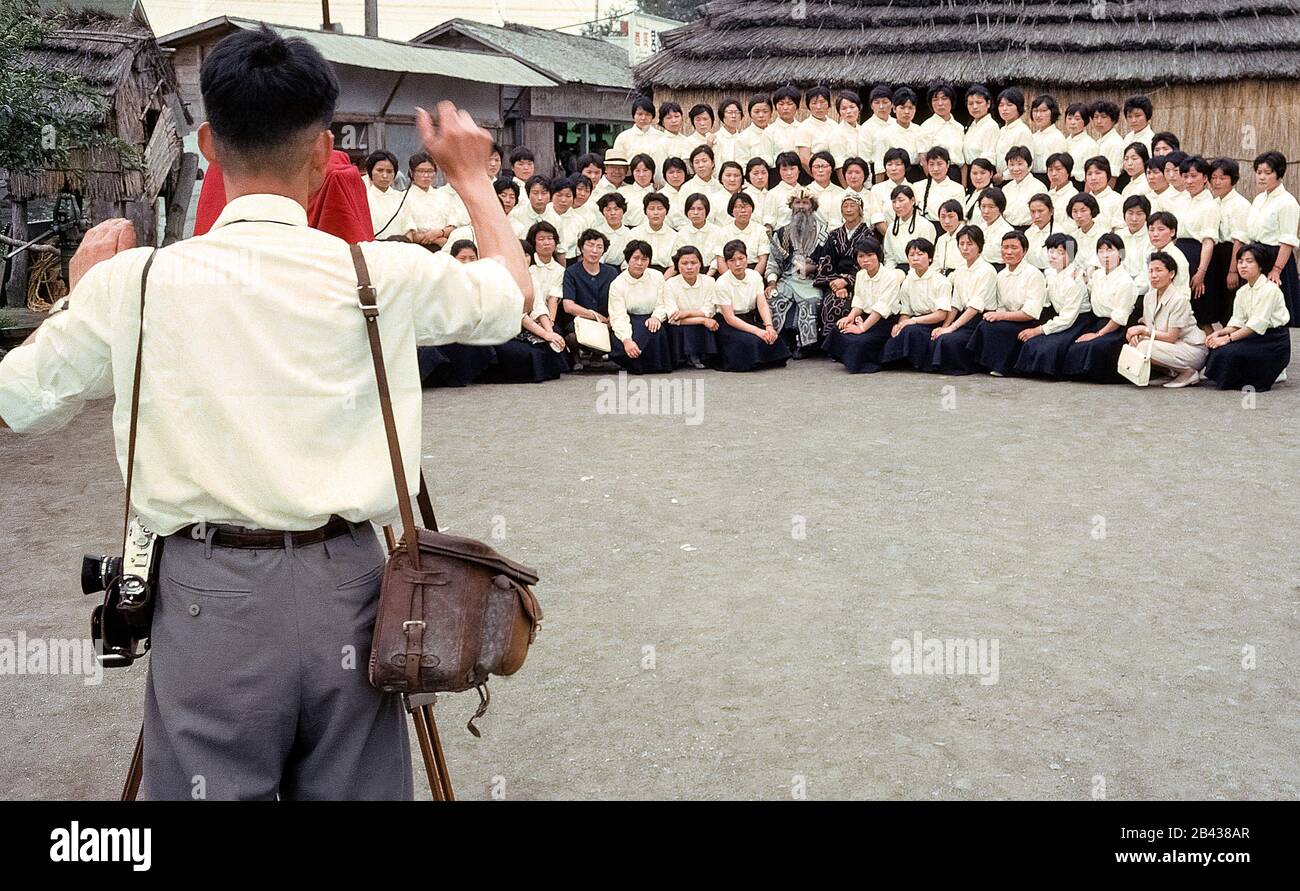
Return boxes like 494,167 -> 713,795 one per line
714,311 -> 791,372
970,318 -> 1037,375
1201,241 -> 1237,326
821,319 -> 894,373
882,321 -> 941,369
487,337 -> 568,383
1277,252 -> 1300,327
1203,326 -> 1291,392
417,344 -> 498,388
610,314 -> 676,374
1060,318 -> 1127,383
928,320 -> 982,375
668,322 -> 718,364
1015,312 -> 1096,378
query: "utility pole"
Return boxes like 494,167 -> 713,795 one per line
321,0 -> 331,31
365,0 -> 379,37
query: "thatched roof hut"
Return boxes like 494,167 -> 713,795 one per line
6,8 -> 187,207
636,0 -> 1300,194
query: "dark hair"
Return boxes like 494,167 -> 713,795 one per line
1005,145 -> 1032,166
1096,232 -> 1125,256
494,178 -> 519,199
1090,100 -> 1120,123
572,174 -> 592,193
578,228 -> 609,251
883,147 -> 910,168
597,192 -> 627,211
524,174 -> 551,196
1254,151 -> 1288,179
1146,155 -> 1168,173
869,84 -> 894,104
689,144 -> 716,163
890,183 -> 916,203
577,152 -> 604,172
745,157 -> 769,177
836,90 -> 862,113
449,239 -> 477,258
955,224 -> 985,250
980,186 -> 1007,212
200,25 -> 339,169
525,221 -> 559,253
772,85 -> 801,105
926,146 -> 951,166
1002,230 -> 1029,249
1045,152 -> 1074,174
1147,211 -> 1179,233
1066,192 -> 1100,218
905,237 -> 935,259
1123,142 -> 1151,165
1163,150 -> 1189,170
549,176 -> 574,196
968,157 -> 997,176
673,245 -> 704,266
1122,194 -> 1152,216
688,102 -> 715,123
747,93 -> 773,113
631,96 -> 656,117
643,192 -> 670,211
1152,130 -> 1180,151
365,150 -> 398,177
1123,95 -> 1154,120
1030,93 -> 1060,123
842,156 -> 870,176
775,150 -> 801,170
719,97 -> 743,117
658,100 -> 683,124
722,238 -> 749,261
927,81 -> 956,103
1210,157 -> 1241,184
804,85 -> 832,105
624,239 -> 653,264
1238,242 -> 1276,270
892,86 -> 918,107
856,237 -> 885,261
996,87 -> 1025,115
727,191 -> 755,214
1028,192 -> 1053,213
509,146 -> 535,164
1043,232 -> 1078,255
684,192 -> 712,214
810,150 -> 836,170
1148,250 -> 1178,275
965,84 -> 993,104
630,152 -> 656,173
407,151 -> 434,173
1064,101 -> 1091,121
1179,155 -> 1212,178
663,156 -> 689,176
938,198 -> 964,217
1083,155 -> 1112,177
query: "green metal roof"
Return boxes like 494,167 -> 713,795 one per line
157,16 -> 558,87
412,18 -> 633,89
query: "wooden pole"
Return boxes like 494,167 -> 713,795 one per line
163,153 -> 200,246
364,0 -> 378,37
321,0 -> 331,30
7,201 -> 29,308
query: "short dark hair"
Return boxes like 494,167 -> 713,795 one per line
772,85 -> 800,105
980,186 -> 1007,212
524,174 -> 551,196
550,176 -> 574,196
775,150 -> 801,170
1153,131 -> 1180,151
688,102 -> 715,123
1097,232 -> 1125,256
630,152 -> 656,173
1030,93 -> 1060,122
525,221 -> 559,252
1045,152 -> 1074,174
1005,145 -> 1032,165
1090,100 -> 1120,123
1254,151 -> 1288,179
1066,192 -> 1100,218
658,100 -> 683,124
857,237 -> 885,261
1043,232 -> 1078,255
576,152 -> 604,172
1210,157 -> 1241,184
578,228 -> 609,251
1179,155 -> 1212,178
662,156 -> 689,176
1123,95 -> 1154,119
1002,230 -> 1029,249
1148,211 -> 1179,233
746,94 -> 772,113
1122,194 -> 1151,216
728,191 -> 755,214
200,25 -> 339,173
684,192 -> 712,214
905,237 -> 935,258
722,238 -> 749,261
624,239 -> 653,264
996,87 -> 1025,115
689,144 -> 716,163
407,151 -> 434,173
892,86 -> 918,107
804,85 -> 832,105
509,146 -> 535,164
365,150 -> 398,177
493,178 -> 519,199
631,96 -> 656,117
449,239 -> 477,258
1148,250 -> 1179,275
965,84 -> 993,104
643,192 -> 670,211
955,224 -> 985,250
1083,155 -> 1112,177
597,192 -> 627,211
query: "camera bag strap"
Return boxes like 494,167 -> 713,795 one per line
122,248 -> 157,553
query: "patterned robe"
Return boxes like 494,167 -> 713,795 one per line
767,217 -> 831,348
814,223 -> 876,328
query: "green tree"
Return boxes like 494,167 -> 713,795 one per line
635,0 -> 708,21
0,0 -> 119,174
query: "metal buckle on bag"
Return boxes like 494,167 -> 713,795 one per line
357,285 -> 378,315
403,620 -> 426,632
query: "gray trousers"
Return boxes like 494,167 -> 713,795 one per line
142,524 -> 413,800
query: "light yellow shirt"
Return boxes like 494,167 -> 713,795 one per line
1119,227 -> 1154,284
962,115 -> 1000,169
1215,190 -> 1251,243
1000,174 -> 1040,227
950,258 -> 999,312
884,213 -> 938,267
397,184 -> 449,233
672,222 -> 722,266
1063,132 -> 1099,170
0,194 -> 523,533
852,265 -> 907,315
1025,221 -> 1053,270
915,176 -> 965,222
738,123 -> 776,166
1239,184 -> 1300,247
899,266 -> 953,315
994,119 -> 1033,177
608,269 -> 668,340
795,115 -> 839,154
1029,126 -> 1067,173
996,262 -> 1047,318
1228,276 -> 1291,333
877,119 -> 924,167
662,274 -> 717,317
367,182 -> 408,239
714,220 -> 770,261
980,217 -> 1016,265
766,117 -> 803,157
1040,265 -> 1092,334
1088,265 -> 1139,326
1046,183 -> 1079,229
918,114 -> 967,165
1095,129 -> 1126,176
628,222 -> 679,269
1180,189 -> 1221,243
808,181 -> 848,228
528,257 -> 566,318
618,182 -> 654,228
933,231 -> 962,273
712,268 -> 766,315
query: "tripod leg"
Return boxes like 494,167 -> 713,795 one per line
424,704 -> 455,801
121,724 -> 144,801
409,706 -> 447,800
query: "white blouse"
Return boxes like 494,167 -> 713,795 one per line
1228,276 -> 1291,333
996,262 -> 1047,317
852,265 -> 907,316
662,274 -> 717,317
1238,185 -> 1300,248
1088,265 -> 1139,326
884,213 -> 938,267
1040,265 -> 1092,335
899,267 -> 953,316
528,258 -> 566,319
712,268 -> 766,314
950,259 -> 999,313
608,269 -> 668,340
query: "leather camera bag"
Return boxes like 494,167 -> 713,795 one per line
349,244 -> 542,711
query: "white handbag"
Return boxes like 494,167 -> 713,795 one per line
1117,328 -> 1156,386
573,316 -> 612,353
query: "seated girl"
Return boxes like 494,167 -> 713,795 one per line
883,184 -> 938,271
418,240 -> 500,387
560,229 -> 620,371
970,231 -> 1048,375
932,199 -> 964,275
1060,233 -> 1139,383
488,224 -> 570,383
608,240 -> 675,374
1203,243 -> 1292,391
712,240 -> 792,372
822,237 -> 906,373
662,246 -> 721,368
1125,252 -> 1209,388
930,225 -> 998,374
1014,233 -> 1095,377
881,237 -> 954,369
977,186 -> 1015,269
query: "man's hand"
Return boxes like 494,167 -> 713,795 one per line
417,102 -> 492,189
69,219 -> 136,291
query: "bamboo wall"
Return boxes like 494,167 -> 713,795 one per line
652,79 -> 1300,198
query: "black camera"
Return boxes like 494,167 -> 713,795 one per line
84,520 -> 161,667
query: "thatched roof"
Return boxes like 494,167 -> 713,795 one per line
636,0 -> 1300,89
7,9 -> 185,202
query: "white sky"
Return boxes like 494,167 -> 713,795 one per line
142,0 -> 631,40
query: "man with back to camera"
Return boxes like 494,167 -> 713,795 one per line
0,27 -> 531,800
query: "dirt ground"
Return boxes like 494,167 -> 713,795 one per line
2,339 -> 1298,800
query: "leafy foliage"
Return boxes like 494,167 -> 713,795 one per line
635,0 -> 709,21
0,0 -> 119,174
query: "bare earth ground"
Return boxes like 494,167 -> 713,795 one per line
1,338 -> 1298,800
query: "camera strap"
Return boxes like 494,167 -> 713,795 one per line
122,249 -> 157,555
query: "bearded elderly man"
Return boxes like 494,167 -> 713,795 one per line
765,189 -> 831,357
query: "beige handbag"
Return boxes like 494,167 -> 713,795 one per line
1118,328 -> 1156,386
